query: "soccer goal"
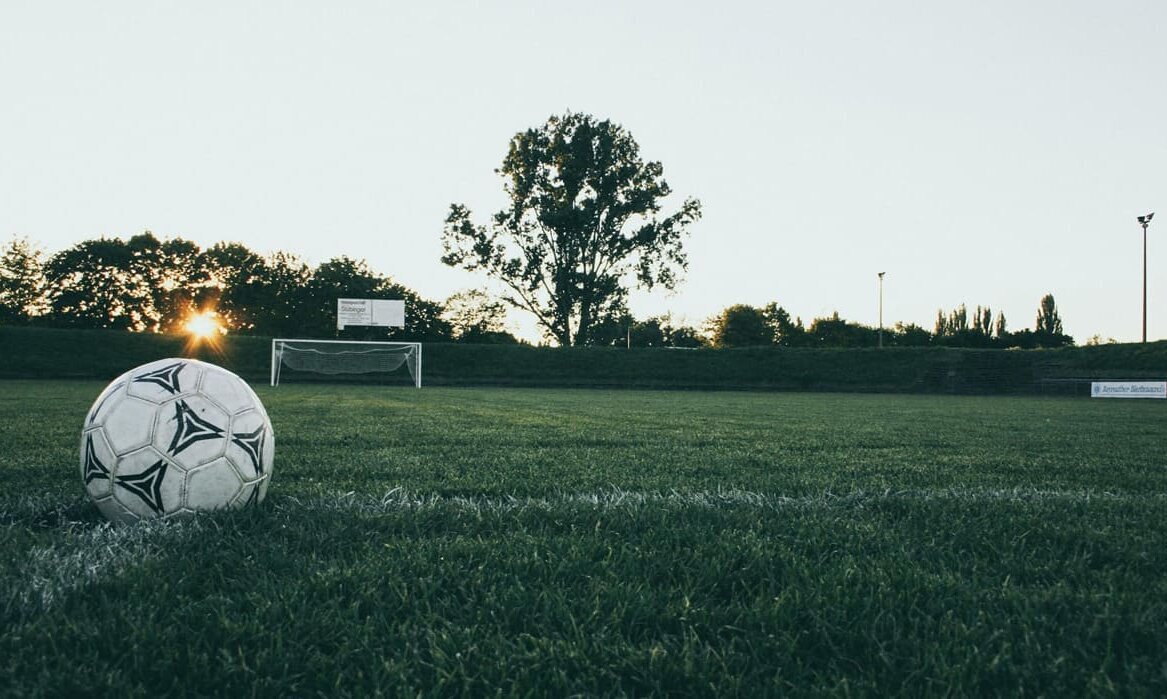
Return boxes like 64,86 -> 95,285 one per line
270,339 -> 422,388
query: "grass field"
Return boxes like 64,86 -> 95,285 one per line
2,381 -> 1166,695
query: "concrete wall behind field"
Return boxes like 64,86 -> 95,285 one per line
2,326 -> 1165,395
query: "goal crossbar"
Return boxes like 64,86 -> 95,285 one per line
271,339 -> 422,388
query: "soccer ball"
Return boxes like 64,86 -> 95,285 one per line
80,358 -> 274,523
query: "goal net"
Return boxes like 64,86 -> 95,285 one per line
270,339 -> 422,388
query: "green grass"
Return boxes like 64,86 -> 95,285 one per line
2,381 -> 1166,695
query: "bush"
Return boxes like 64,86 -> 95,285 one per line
3,325 -> 1164,395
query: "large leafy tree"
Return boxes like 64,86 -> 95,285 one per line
441,112 -> 702,346
252,251 -> 314,337
199,242 -> 272,332
196,243 -> 317,336
44,237 -> 145,329
42,232 -> 207,332
196,244 -> 314,336
144,236 -> 207,333
34,233 -> 450,339
762,303 -> 807,347
0,237 -> 47,324
710,304 -> 772,348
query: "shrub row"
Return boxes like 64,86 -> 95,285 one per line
2,326 -> 1165,395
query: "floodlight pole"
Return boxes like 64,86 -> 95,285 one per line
877,272 -> 886,348
1139,213 -> 1154,343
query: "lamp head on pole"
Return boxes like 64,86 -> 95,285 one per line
1138,212 -> 1154,226
878,272 -> 885,279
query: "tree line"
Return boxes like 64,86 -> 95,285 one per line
0,233 -> 503,342
0,232 -> 1074,348
699,297 -> 1073,349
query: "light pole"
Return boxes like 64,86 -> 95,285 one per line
877,272 -> 885,348
1138,213 -> 1154,343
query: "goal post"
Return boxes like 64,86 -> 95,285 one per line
270,339 -> 422,388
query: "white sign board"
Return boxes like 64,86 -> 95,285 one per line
1090,381 -> 1167,399
337,299 -> 405,330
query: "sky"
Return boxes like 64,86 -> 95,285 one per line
2,1 -> 1164,343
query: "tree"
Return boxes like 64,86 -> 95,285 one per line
1085,334 -> 1117,346
194,244 -> 314,336
44,237 -> 145,329
891,322 -> 932,346
628,317 -> 667,347
199,242 -> 272,332
146,236 -> 207,333
656,314 -> 707,348
583,312 -> 706,348
935,304 -> 969,337
443,289 -> 520,344
710,304 -> 772,348
664,323 -> 706,348
1035,294 -> 1063,335
374,280 -> 451,342
580,307 -> 634,346
934,303 -> 1000,347
762,303 -> 806,346
972,305 -> 993,337
1005,294 -> 1072,348
252,251 -> 314,337
807,312 -> 878,347
298,256 -> 391,338
1029,293 -> 1073,347
41,232 -> 208,332
441,112 -> 702,346
0,237 -> 47,324
627,315 -> 706,348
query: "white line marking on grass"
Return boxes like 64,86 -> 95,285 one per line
8,516 -> 194,616
286,487 -> 1167,516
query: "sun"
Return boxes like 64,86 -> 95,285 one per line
184,310 -> 224,341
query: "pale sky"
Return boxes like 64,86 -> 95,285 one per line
2,1 -> 1164,342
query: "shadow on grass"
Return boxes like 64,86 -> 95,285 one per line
0,494 -> 284,530
0,496 -> 104,529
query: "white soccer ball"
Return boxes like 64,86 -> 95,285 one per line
80,358 -> 274,523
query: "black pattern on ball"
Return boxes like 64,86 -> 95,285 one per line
133,362 -> 185,395
168,400 -> 225,455
231,426 -> 267,475
116,460 -> 168,514
83,435 -> 110,484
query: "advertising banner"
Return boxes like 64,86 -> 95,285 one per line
1090,381 -> 1167,399
337,299 -> 405,329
